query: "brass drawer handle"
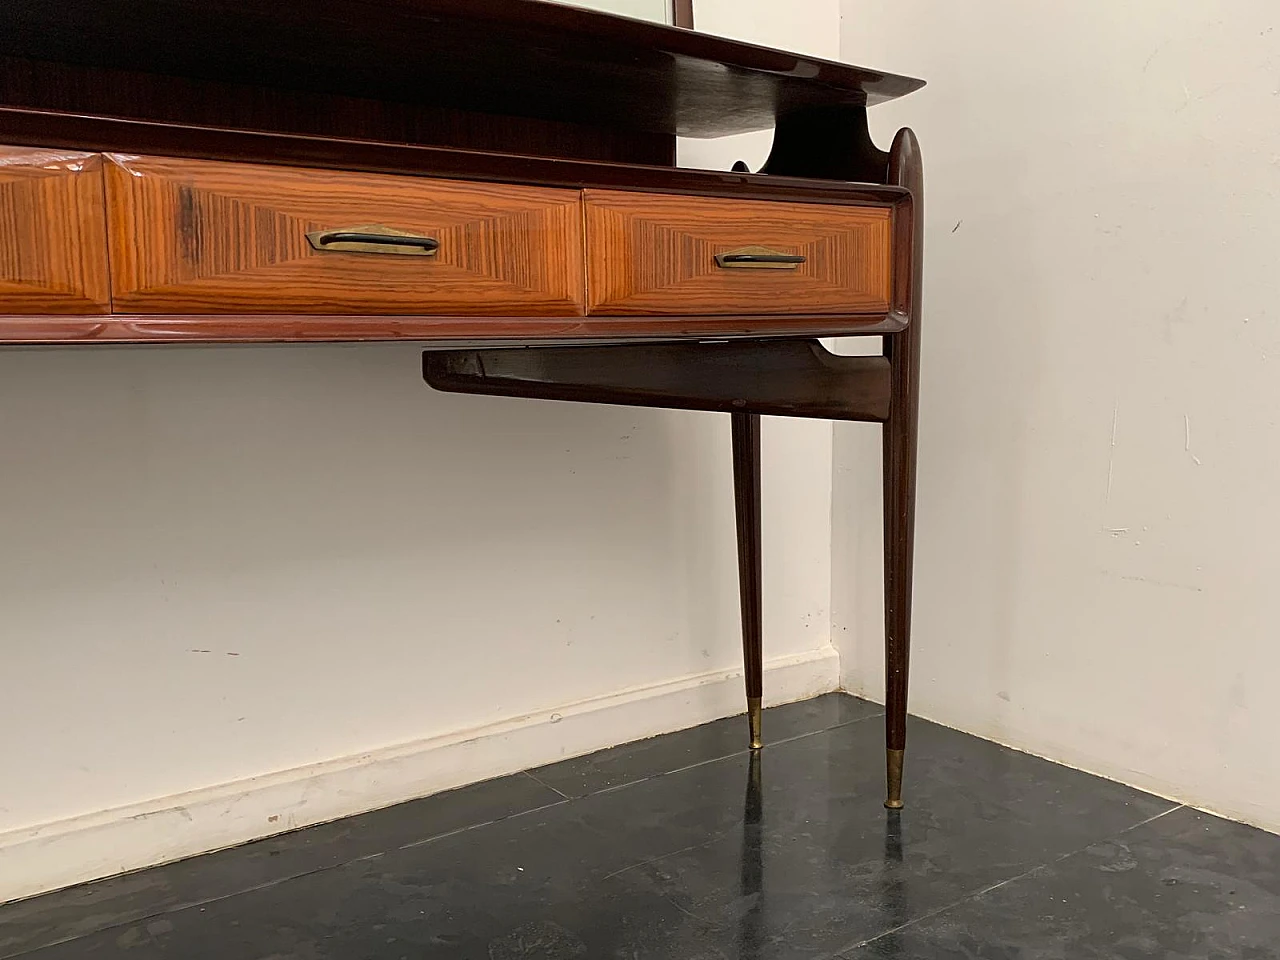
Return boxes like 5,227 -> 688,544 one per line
307,224 -> 439,256
715,246 -> 806,270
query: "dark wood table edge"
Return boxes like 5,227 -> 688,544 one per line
0,313 -> 907,347
0,107 -> 908,208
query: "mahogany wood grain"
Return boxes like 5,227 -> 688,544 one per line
0,0 -> 923,141
732,410 -> 763,748
881,127 -> 924,810
0,108 -> 908,207
584,190 -> 893,316
104,155 -> 585,316
0,145 -> 109,313
422,340 -> 892,421
0,312 -> 905,346
762,105 -> 890,184
0,57 -> 674,166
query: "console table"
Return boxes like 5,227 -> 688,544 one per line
0,0 -> 924,808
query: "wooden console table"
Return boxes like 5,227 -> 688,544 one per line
0,0 -> 924,808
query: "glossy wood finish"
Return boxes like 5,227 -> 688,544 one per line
882,128 -> 924,810
0,146 -> 109,313
0,312 -> 907,347
762,105 -> 891,184
0,107 -> 907,207
0,106 -> 917,343
732,411 -> 764,751
584,190 -> 893,316
422,340 -> 892,421
0,57 -> 674,167
0,1 -> 922,141
104,155 -> 584,316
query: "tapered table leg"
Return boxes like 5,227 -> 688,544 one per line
732,411 -> 763,750
882,363 -> 917,809
882,127 -> 924,810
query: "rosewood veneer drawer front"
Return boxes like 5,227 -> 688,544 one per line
104,156 -> 585,315
584,190 -> 893,316
0,146 -> 110,314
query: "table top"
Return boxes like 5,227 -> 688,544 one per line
0,0 -> 925,140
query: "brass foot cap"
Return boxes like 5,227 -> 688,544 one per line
883,798 -> 904,810
747,696 -> 762,752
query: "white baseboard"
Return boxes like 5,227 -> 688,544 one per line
0,646 -> 839,904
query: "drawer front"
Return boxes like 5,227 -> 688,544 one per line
0,147 -> 110,314
585,190 -> 892,316
105,156 -> 585,316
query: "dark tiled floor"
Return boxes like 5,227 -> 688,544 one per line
2,694 -> 1277,959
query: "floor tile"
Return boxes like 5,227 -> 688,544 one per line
11,709 -> 1180,960
0,772 -> 561,957
597,716 -> 1177,959
531,692 -> 882,799
15,793 -> 696,959
840,806 -> 1280,959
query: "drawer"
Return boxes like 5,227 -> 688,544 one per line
104,156 -> 585,316
584,190 -> 892,316
0,146 -> 110,314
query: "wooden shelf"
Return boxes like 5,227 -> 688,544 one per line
0,0 -> 923,141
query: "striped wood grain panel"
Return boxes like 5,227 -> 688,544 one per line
0,146 -> 109,313
584,189 -> 892,316
105,155 -> 585,316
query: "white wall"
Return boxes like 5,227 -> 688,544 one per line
0,1 -> 845,900
838,0 -> 1280,831
553,0 -> 673,25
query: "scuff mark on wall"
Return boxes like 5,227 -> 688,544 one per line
1102,404 -> 1125,536
1184,414 -> 1203,465
1142,40 -> 1169,73
1105,402 -> 1119,507
1104,570 -> 1204,594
